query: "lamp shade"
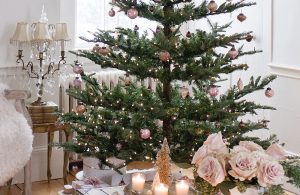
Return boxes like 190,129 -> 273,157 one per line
32,22 -> 52,43
54,23 -> 70,41
10,22 -> 30,44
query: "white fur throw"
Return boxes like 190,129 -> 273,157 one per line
0,84 -> 33,185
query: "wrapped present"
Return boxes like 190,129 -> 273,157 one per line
63,185 -> 74,194
83,157 -> 156,187
77,186 -> 126,195
72,178 -> 110,190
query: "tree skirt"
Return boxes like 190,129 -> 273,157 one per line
0,84 -> 33,185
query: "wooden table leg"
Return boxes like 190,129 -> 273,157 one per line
47,130 -> 54,183
63,129 -> 70,184
6,178 -> 13,188
23,158 -> 32,195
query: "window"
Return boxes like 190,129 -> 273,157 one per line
75,0 -> 158,49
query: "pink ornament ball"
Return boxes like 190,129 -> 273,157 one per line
208,85 -> 219,97
159,51 -> 171,62
155,119 -> 163,128
228,47 -> 239,59
265,87 -> 274,98
127,7 -> 138,19
73,62 -> 83,74
73,77 -> 82,88
76,104 -> 86,114
99,47 -> 110,56
116,143 -> 122,151
108,8 -> 116,17
140,128 -> 151,139
237,78 -> 244,91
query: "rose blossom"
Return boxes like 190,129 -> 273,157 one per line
192,145 -> 209,166
252,150 -> 272,163
197,156 -> 225,186
231,145 -> 250,154
204,132 -> 228,154
266,144 -> 286,160
239,141 -> 263,152
229,152 -> 258,181
192,132 -> 228,166
257,160 -> 285,187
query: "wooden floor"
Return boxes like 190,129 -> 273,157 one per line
0,174 -> 75,195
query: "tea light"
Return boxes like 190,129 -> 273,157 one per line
132,173 -> 146,193
176,180 -> 189,195
154,183 -> 168,195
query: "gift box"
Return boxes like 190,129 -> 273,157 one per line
72,179 -> 110,190
83,157 -> 155,186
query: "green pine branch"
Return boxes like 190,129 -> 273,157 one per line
114,0 -> 256,26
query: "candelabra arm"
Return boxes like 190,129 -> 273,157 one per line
42,62 -> 55,78
16,50 -> 25,70
25,61 -> 39,79
53,50 -> 66,74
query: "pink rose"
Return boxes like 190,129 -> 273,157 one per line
197,156 -> 225,186
204,132 -> 228,154
266,144 -> 286,160
192,145 -> 209,166
252,150 -> 272,163
229,152 -> 258,181
239,141 -> 263,152
231,145 -> 250,154
257,160 -> 285,187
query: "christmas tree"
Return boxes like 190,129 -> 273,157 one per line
59,0 -> 300,193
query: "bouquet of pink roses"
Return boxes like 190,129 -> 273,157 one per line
192,132 -> 291,195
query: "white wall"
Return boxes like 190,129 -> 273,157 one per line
190,0 -> 272,136
0,0 -> 64,183
0,0 -> 61,67
190,0 -> 300,156
269,0 -> 300,155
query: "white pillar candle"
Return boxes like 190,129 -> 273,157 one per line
154,183 -> 168,195
132,173 -> 146,193
176,180 -> 189,195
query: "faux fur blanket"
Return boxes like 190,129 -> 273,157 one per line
0,84 -> 33,185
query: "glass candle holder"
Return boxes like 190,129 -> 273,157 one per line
176,180 -> 189,195
154,183 -> 168,195
131,172 -> 146,193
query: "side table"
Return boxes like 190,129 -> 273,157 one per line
27,102 -> 70,184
